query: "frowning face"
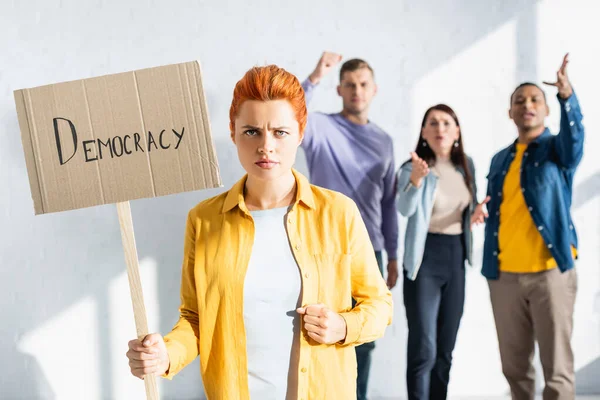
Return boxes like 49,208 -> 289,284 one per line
231,99 -> 302,182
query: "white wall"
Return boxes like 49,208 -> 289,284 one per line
1,1 -> 598,399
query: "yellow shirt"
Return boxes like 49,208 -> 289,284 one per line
498,144 -> 575,273
163,169 -> 393,399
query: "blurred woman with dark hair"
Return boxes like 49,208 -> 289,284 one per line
396,104 -> 488,400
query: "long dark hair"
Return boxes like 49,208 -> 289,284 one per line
414,104 -> 474,198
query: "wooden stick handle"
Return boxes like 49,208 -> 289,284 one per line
116,201 -> 159,400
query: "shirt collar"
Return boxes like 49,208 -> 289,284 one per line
510,127 -> 551,151
221,169 -> 316,214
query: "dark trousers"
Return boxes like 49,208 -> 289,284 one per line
355,250 -> 383,400
403,233 -> 465,400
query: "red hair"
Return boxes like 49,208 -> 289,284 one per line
229,65 -> 307,134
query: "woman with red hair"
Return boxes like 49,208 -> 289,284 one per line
125,65 -> 393,399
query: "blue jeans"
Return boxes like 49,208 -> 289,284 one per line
403,233 -> 465,400
355,250 -> 384,400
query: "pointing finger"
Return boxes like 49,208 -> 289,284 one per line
542,81 -> 558,87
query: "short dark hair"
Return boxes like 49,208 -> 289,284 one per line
510,82 -> 547,105
339,58 -> 374,82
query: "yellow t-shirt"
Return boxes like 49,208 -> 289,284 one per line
498,144 -> 575,273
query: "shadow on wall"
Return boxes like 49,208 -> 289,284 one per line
0,109 -> 135,399
577,358 -> 600,395
573,171 -> 600,396
0,343 -> 55,399
573,171 -> 600,210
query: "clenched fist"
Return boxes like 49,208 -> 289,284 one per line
297,303 -> 347,344
126,333 -> 170,379
309,51 -> 343,85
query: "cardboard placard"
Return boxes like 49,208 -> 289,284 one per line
15,61 -> 222,214
14,61 -> 223,400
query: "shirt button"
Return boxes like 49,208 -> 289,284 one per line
493,251 -> 498,256
528,206 -> 533,211
502,171 -> 507,175
295,244 -> 301,251
304,272 -> 310,278
524,152 -> 528,157
534,162 -> 539,167
548,244 -> 553,249
570,121 -> 575,127
301,367 -> 307,373
496,211 -> 500,216
521,188 -> 526,193
570,224 -> 574,230
538,226 -> 544,231
497,192 -> 502,196
494,232 -> 498,237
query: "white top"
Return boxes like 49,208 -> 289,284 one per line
244,206 -> 302,399
428,158 -> 471,234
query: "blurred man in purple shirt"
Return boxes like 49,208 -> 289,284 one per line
301,52 -> 399,400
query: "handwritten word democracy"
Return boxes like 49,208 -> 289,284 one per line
52,117 -> 186,165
